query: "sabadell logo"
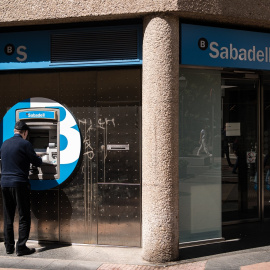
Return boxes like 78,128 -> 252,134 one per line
198,37 -> 270,63
27,113 -> 45,118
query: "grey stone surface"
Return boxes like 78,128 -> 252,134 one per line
142,14 -> 179,263
1,237 -> 270,270
0,241 -> 148,269
205,250 -> 270,270
1,0 -> 270,28
0,256 -> 26,268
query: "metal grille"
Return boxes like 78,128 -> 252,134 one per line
51,28 -> 138,63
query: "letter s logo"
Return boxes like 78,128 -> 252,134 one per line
16,46 -> 27,62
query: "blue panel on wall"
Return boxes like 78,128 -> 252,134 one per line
0,31 -> 51,70
181,24 -> 270,70
0,25 -> 142,70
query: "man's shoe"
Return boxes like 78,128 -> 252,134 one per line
6,247 -> 14,254
16,247 -> 35,256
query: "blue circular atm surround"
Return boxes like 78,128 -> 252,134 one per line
1,97 -> 81,190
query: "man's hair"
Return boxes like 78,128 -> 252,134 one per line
14,121 -> 29,131
14,129 -> 26,135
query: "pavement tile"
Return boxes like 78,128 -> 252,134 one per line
65,261 -> 103,270
241,262 -> 270,269
0,257 -> 26,268
98,261 -> 207,270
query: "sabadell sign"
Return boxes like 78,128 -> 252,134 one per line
181,24 -> 270,70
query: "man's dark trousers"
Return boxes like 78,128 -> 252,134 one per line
2,185 -> 31,252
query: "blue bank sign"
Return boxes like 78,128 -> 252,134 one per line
0,25 -> 142,70
181,24 -> 270,70
18,110 -> 56,120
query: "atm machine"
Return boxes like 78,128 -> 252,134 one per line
16,108 -> 60,180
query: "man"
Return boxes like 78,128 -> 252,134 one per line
197,125 -> 212,157
0,121 -> 42,256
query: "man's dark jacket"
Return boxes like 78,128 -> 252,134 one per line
0,134 -> 42,187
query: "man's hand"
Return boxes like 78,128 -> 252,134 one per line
36,153 -> 48,157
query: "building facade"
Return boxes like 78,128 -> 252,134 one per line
1,0 -> 270,263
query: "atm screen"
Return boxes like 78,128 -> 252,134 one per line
29,132 -> 49,152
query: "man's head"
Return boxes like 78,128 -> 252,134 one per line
14,121 -> 29,140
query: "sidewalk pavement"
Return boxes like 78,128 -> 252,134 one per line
1,240 -> 270,270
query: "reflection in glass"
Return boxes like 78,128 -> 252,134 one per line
179,68 -> 222,243
222,77 -> 258,223
263,80 -> 270,218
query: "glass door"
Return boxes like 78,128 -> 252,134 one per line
263,79 -> 270,219
222,73 -> 259,223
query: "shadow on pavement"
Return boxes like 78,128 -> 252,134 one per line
36,242 -> 72,253
179,221 -> 270,260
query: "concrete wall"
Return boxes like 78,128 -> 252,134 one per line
1,0 -> 270,28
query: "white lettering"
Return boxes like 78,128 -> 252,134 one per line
208,42 -> 270,63
200,40 -> 206,49
209,42 -> 219,58
248,46 -> 256,61
257,50 -> 264,62
16,46 -> 27,62
7,46 -> 13,54
239,49 -> 247,61
230,44 -> 238,60
28,113 -> 45,118
220,47 -> 228,59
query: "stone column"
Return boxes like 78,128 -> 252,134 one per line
142,15 -> 179,262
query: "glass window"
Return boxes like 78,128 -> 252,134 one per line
179,68 -> 222,243
221,75 -> 258,223
263,78 -> 270,218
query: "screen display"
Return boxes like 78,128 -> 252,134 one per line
29,131 -> 49,152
